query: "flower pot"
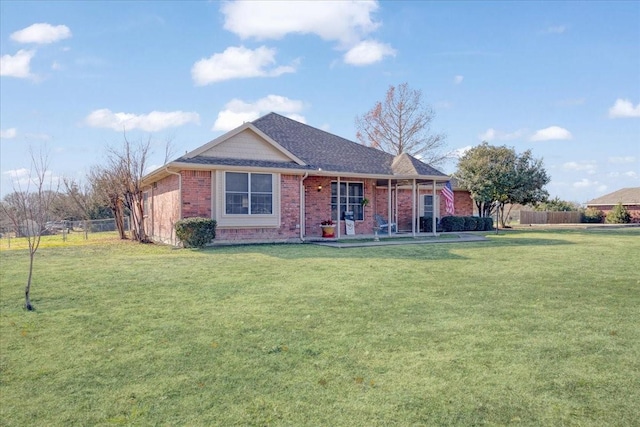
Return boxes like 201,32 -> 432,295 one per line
321,225 -> 335,238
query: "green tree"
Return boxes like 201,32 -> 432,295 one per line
534,196 -> 580,211
605,203 -> 631,224
455,142 -> 550,227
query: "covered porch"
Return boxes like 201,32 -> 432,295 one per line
301,173 -> 451,240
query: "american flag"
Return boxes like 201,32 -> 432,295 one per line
442,181 -> 455,215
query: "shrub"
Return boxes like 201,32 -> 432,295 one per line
175,217 -> 217,248
464,216 -> 479,231
441,216 -> 465,232
475,217 -> 493,231
420,217 -> 444,232
605,203 -> 631,224
582,208 -> 604,223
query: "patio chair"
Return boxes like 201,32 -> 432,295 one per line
374,214 -> 396,233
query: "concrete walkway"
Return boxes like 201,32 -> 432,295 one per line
310,232 -> 488,248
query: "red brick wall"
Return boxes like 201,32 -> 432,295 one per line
165,171 -> 479,243
181,170 -> 211,218
145,174 -> 180,244
303,177 -> 377,237
450,190 -> 475,217
597,204 -> 640,223
215,174 -> 302,242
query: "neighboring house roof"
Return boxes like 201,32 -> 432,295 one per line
144,112 -> 448,183
586,187 -> 640,206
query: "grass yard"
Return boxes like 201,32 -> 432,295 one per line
1,229 -> 639,426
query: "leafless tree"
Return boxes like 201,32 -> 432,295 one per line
106,134 -> 151,243
0,148 -> 58,310
355,82 -> 448,166
88,167 -> 127,239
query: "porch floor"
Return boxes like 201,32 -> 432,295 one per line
306,232 -> 488,248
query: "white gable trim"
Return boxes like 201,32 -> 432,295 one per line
183,123 -> 307,166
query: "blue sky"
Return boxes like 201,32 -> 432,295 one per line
1,0 -> 639,204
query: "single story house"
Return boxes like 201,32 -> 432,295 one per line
585,187 -> 640,222
141,113 -> 473,245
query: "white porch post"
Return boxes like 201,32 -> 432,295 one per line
337,176 -> 341,239
432,179 -> 437,236
412,179 -> 416,237
387,178 -> 392,236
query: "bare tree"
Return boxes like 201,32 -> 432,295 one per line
88,167 -> 127,239
106,134 -> 151,243
0,148 -> 58,310
355,82 -> 448,166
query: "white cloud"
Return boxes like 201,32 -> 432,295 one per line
543,25 -> 567,34
563,161 -> 597,174
453,75 -> 464,85
85,109 -> 200,132
11,23 -> 72,44
3,168 -> 30,179
220,1 -> 393,66
343,40 -> 395,65
0,128 -> 17,139
573,178 -> 606,193
221,0 -> 380,47
624,171 -> 638,178
0,49 -> 35,78
608,156 -> 636,164
530,126 -> 572,141
479,128 -> 496,141
213,95 -> 305,132
608,99 -> 640,118
478,128 -> 525,142
191,46 -> 297,85
450,145 -> 472,159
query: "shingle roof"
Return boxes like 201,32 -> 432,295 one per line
175,112 -> 447,178
586,187 -> 640,206
175,156 -> 307,170
252,113 -> 397,174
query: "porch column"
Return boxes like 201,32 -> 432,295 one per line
337,176 -> 341,239
432,179 -> 437,236
387,178 -> 392,236
412,179 -> 416,237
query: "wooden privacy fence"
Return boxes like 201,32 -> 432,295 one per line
520,211 -> 582,224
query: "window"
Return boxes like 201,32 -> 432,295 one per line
331,182 -> 364,221
142,191 -> 149,217
225,172 -> 273,215
423,195 -> 434,217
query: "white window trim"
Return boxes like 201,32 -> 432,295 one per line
216,171 -> 281,228
331,181 -> 365,222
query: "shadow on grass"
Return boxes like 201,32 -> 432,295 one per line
196,235 -> 574,261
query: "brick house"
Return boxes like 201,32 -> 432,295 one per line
141,113 -> 474,245
585,187 -> 640,222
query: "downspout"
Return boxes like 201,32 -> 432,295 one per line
165,167 -> 182,245
300,172 -> 308,241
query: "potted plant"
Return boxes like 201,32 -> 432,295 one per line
361,198 -> 369,208
320,219 -> 336,238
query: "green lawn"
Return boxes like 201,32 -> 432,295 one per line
1,229 -> 639,426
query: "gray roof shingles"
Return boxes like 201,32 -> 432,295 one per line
177,112 -> 447,177
586,187 -> 640,205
